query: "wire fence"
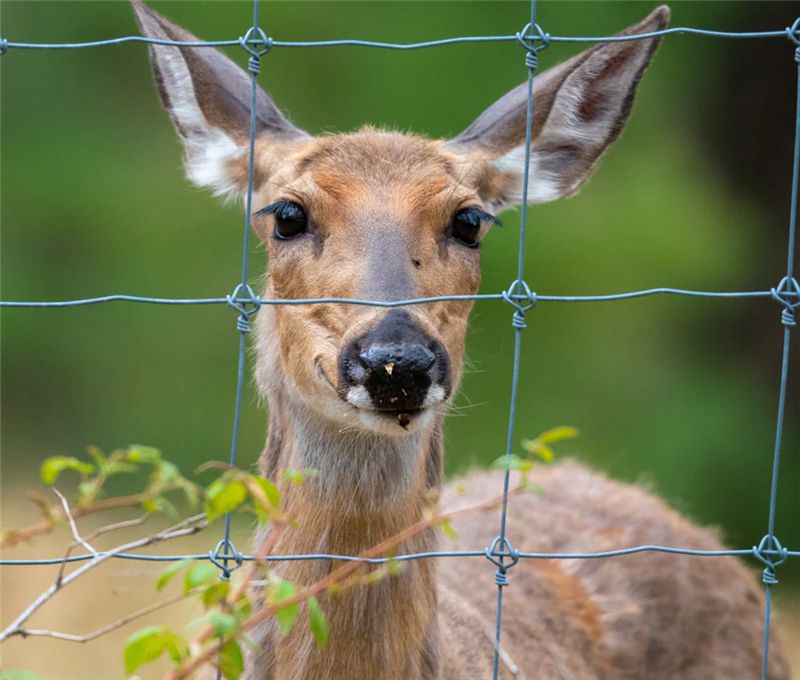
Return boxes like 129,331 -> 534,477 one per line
1,2 -> 799,679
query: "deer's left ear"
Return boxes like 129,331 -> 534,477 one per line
445,5 -> 669,212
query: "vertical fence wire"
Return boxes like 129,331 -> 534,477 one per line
759,36 -> 800,680
212,0 -> 264,675
490,0 -> 539,676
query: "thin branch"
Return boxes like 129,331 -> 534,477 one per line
0,514 -> 207,643
16,589 -> 194,643
483,627 -> 528,679
56,513 -> 150,586
1,493 -> 148,548
52,487 -> 97,557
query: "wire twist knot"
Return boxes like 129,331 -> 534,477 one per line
770,276 -> 800,327
209,538 -> 244,580
0,39 -> 8,56
516,22 -> 550,71
753,534 -> 788,586
787,18 -> 800,47
502,280 -> 537,330
239,26 -> 272,75
485,536 -> 520,587
226,282 -> 261,334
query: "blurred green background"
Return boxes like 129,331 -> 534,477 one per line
2,0 -> 798,585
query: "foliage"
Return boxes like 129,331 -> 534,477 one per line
493,425 -> 578,484
3,430 -> 553,677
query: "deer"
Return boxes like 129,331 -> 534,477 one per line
131,2 -> 790,678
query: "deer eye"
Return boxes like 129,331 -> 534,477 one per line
451,207 -> 498,248
259,200 -> 308,240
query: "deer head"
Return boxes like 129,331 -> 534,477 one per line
132,1 -> 669,439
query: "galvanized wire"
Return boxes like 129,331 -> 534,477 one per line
1,4 -> 798,680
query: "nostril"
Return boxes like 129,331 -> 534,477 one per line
407,346 -> 436,372
359,344 -> 435,374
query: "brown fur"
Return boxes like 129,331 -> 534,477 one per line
130,2 -> 790,677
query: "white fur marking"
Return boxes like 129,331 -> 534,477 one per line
422,385 -> 446,408
346,386 -> 373,408
154,42 -> 244,200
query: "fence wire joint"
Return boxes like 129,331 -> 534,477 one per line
485,536 -> 520,587
770,276 -> 799,327
240,26 -> 272,75
226,282 -> 261,333
753,535 -> 789,586
209,538 -> 244,580
503,279 -> 537,329
516,22 -> 549,70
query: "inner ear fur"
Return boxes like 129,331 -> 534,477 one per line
131,0 -> 307,198
446,5 -> 670,210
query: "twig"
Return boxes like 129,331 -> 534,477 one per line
52,487 -> 98,585
483,627 -> 528,679
55,513 -> 150,586
0,514 -> 207,643
15,589 -> 196,643
1,493 -> 148,548
52,487 -> 97,557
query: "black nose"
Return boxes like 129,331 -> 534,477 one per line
339,311 -> 448,412
359,344 -> 435,374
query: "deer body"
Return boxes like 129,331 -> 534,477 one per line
132,2 -> 789,677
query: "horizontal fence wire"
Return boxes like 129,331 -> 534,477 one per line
2,5 -> 799,680
2,545 -> 799,568
3,24 -> 800,52
1,288 -> 798,308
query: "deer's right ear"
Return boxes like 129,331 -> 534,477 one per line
131,0 -> 307,201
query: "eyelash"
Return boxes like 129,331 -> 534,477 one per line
257,200 -> 309,240
451,207 -> 501,248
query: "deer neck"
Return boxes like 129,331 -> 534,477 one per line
256,379 -> 444,680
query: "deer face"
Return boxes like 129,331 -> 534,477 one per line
132,0 -> 669,435
249,131 -> 488,434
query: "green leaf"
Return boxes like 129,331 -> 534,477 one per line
143,495 -> 178,518
307,597 -> 329,647
123,626 -> 167,674
536,426 -> 579,444
184,562 -> 219,593
152,460 -> 180,485
205,479 -> 247,522
439,519 -> 458,539
40,456 -> 95,485
535,444 -> 555,463
218,639 -> 244,680
162,630 -> 188,665
85,445 -> 106,468
101,461 -> 138,476
208,611 -> 237,636
386,559 -> 404,576
180,479 -> 201,509
270,580 -> 299,636
254,477 -> 281,508
201,581 -> 230,609
0,671 -> 43,680
235,592 -> 252,619
492,454 -> 523,470
123,625 -> 187,673
155,559 -> 191,591
281,468 -> 318,485
127,444 -> 162,464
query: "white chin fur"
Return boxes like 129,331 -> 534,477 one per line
338,384 -> 446,436
356,408 -> 436,436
